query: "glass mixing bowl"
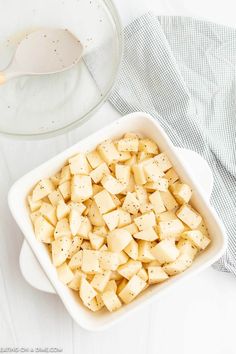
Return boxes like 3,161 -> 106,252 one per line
0,0 -> 123,138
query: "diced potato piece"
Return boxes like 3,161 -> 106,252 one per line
94,190 -> 116,214
138,240 -> 156,262
163,254 -> 193,275
68,250 -> 83,269
140,203 -> 153,214
119,275 -> 146,304
149,190 -> 166,215
32,179 -> 55,201
117,251 -> 129,265
145,178 -> 168,192
69,153 -> 90,175
177,238 -> 198,259
134,227 -> 158,241
89,232 -> 105,250
139,138 -> 158,154
110,271 -> 122,281
104,280 -> 117,293
121,223 -> 139,235
51,172 -> 61,187
86,150 -> 103,169
137,268 -> 148,282
182,230 -> 210,250
158,219 -> 185,240
118,259 -> 142,280
118,208 -> 131,228
68,236 -> 83,258
107,229 -> 132,253
54,218 -> 71,238
102,291 -> 122,312
90,162 -> 110,184
122,192 -> 140,215
111,194 -> 121,207
117,278 -> 128,294
124,239 -> 138,260
48,190 -> 64,206
135,185 -> 148,204
88,201 -> 105,227
59,165 -> 71,184
57,262 -> 74,284
103,210 -> 120,231
77,216 -> 92,239
91,270 -> 111,292
121,174 -> 136,195
123,132 -> 139,139
97,140 -> 119,165
71,175 -> 93,202
172,183 -> 192,204
176,204 -> 202,229
34,215 -> 54,243
147,266 -> 168,284
115,164 -> 130,186
101,175 -> 125,195
160,190 -> 178,211
95,294 -> 105,311
68,270 -> 85,290
52,237 -> 72,266
58,181 -> 71,201
158,211 -> 177,222
93,225 -> 108,237
125,153 -> 137,166
28,195 -> 42,212
138,151 -> 154,162
99,251 -> 120,271
117,150 -> 132,162
134,211 -> 156,231
69,207 -> 82,236
30,210 -> 41,224
117,137 -> 139,153
39,202 -> 57,226
56,200 -> 70,220
81,250 -> 100,274
80,277 -> 97,305
151,240 -> 179,264
154,153 -> 172,172
165,168 -> 179,185
143,161 -> 164,182
132,164 -> 147,185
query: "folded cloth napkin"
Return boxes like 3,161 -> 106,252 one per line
109,13 -> 236,275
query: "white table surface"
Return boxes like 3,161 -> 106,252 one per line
1,0 -> 236,353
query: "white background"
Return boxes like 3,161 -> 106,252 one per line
1,0 -> 236,353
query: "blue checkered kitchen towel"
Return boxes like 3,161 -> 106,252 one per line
109,13 -> 236,275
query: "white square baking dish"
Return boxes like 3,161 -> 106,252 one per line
8,112 -> 227,331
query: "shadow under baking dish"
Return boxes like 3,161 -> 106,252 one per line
8,112 -> 227,331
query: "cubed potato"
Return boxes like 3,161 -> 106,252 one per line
125,153 -> 137,166
89,232 -> 105,250
52,237 -> 72,266
57,262 -> 74,284
59,165 -> 71,184
151,240 -> 179,264
158,219 -> 185,240
107,229 -> 132,253
149,190 -> 166,215
28,195 -> 42,212
117,137 -> 139,152
138,151 -> 154,162
93,225 -> 108,237
163,254 -> 193,275
68,270 -> 85,290
143,161 -> 164,182
135,185 -> 148,204
69,153 -> 90,175
39,202 -> 57,226
117,251 -> 129,265
103,210 -> 120,231
124,239 -> 138,260
111,194 -> 122,207
160,191 -> 178,211
81,250 -> 100,274
119,275 -> 146,304
86,150 -> 103,169
90,270 -> 111,292
177,238 -> 198,259
68,250 -> 83,269
68,207 -> 82,236
56,200 -> 70,220
68,236 -> 83,258
58,181 -> 71,202
115,147 -> 132,162
34,215 -> 55,243
101,175 -> 125,195
139,138 -> 158,154
165,168 -> 179,185
95,294 -> 105,311
104,280 -> 117,293
145,178 -> 169,192
176,204 -> 202,229
138,240 -> 156,262
117,278 -> 128,294
118,208 -> 131,228
90,162 -> 110,184
182,230 -> 210,250
137,268 -> 148,281
99,251 -> 120,271
30,210 -> 41,224
140,203 -> 154,214
88,201 -> 105,227
147,266 -> 169,284
48,189 -> 64,207
54,218 -> 71,238
153,153 -> 172,172
121,223 -> 139,235
51,172 -> 61,187
132,164 -> 147,185
118,259 -> 142,280
32,179 -> 55,201
71,175 -> 93,202
77,216 -> 92,239
121,175 -> 136,195
94,190 -> 116,214
115,164 -> 130,186
97,140 -> 119,165
122,192 -> 140,215
79,277 -> 97,305
101,291 -> 122,312
172,183 -> 192,204
158,211 -> 177,222
134,227 -> 158,241
109,271 -> 123,281
134,211 -> 156,231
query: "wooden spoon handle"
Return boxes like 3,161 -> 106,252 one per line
0,72 -> 6,85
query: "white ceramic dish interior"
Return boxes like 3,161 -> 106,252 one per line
8,112 -> 227,331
